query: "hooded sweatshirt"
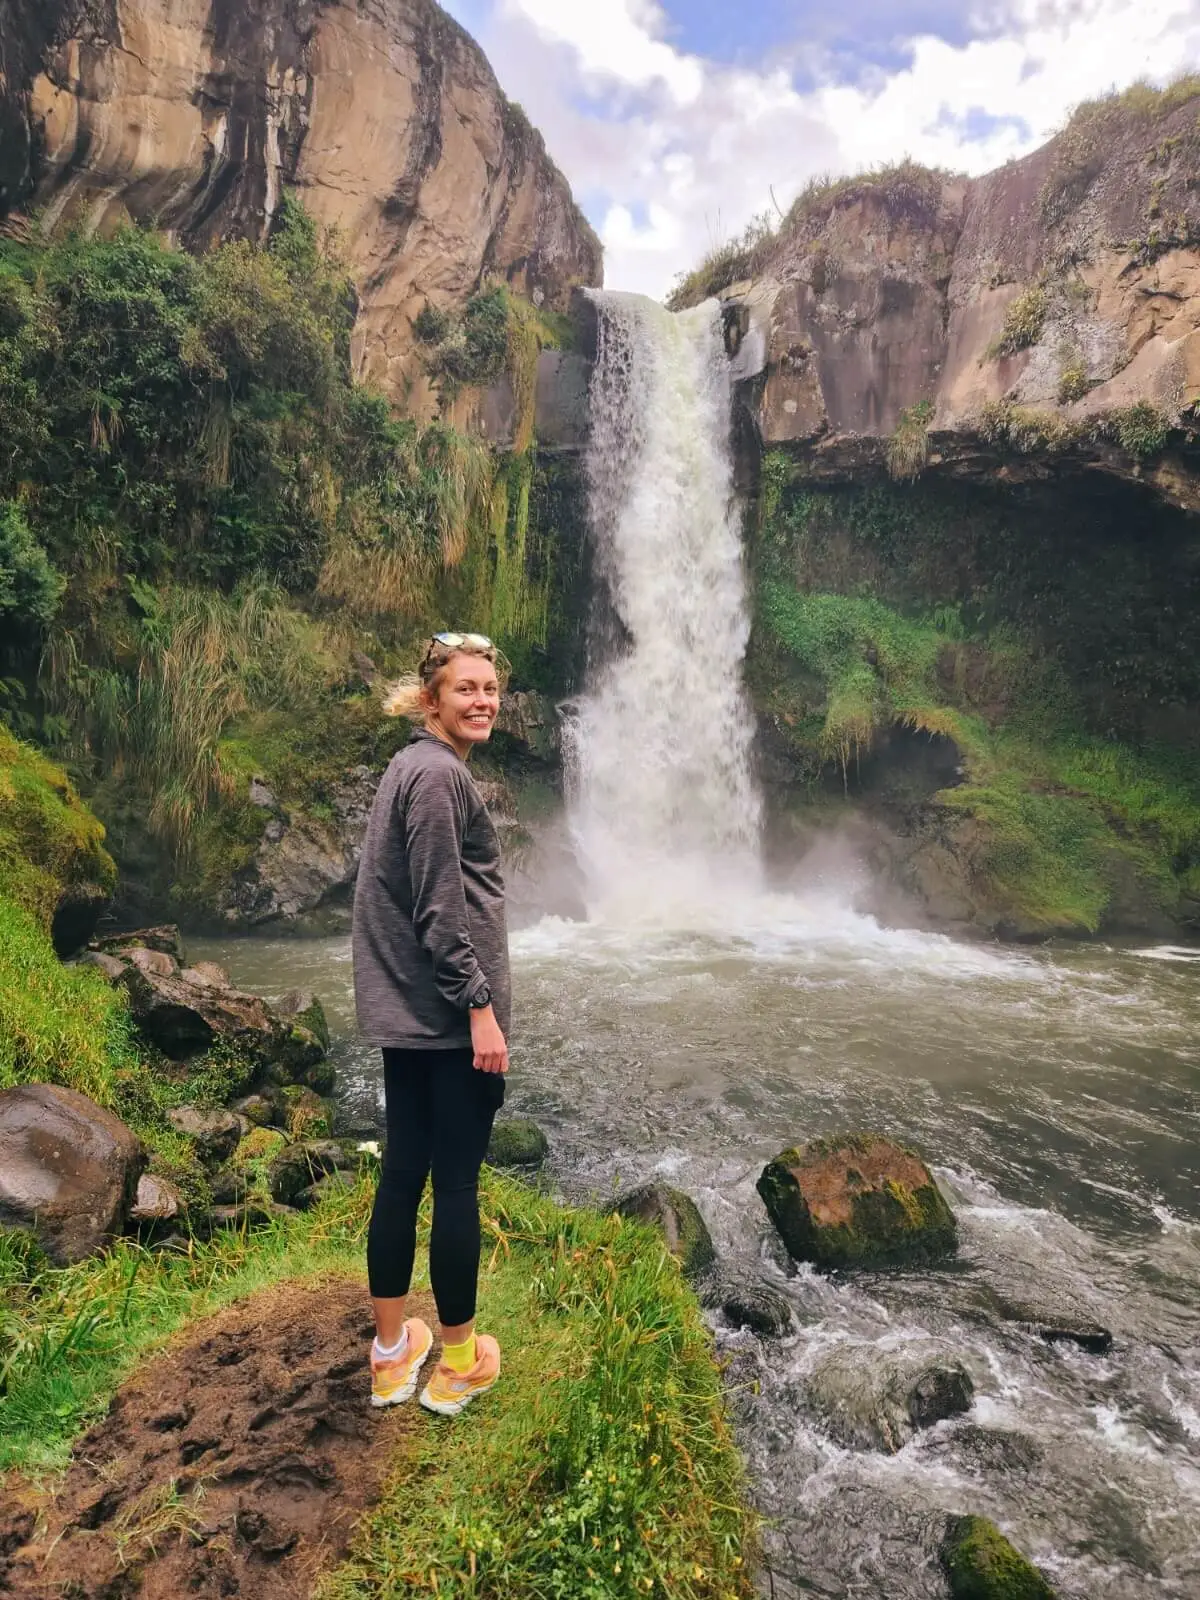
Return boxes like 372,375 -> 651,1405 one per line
352,729 -> 510,1048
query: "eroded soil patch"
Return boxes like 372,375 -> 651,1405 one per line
1,1278 -> 433,1598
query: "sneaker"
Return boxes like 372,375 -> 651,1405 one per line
370,1318 -> 434,1408
419,1333 -> 501,1416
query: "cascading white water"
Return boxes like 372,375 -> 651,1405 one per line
567,291 -> 763,919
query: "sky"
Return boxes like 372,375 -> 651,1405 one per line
440,0 -> 1200,300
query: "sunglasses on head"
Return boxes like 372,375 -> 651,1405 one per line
430,632 -> 494,651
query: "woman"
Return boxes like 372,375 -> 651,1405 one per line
352,631 -> 510,1415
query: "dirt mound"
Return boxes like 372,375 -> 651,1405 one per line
1,1278 -> 435,1598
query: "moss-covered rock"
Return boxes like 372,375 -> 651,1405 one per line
940,1515 -> 1058,1599
610,1182 -> 716,1281
486,1117 -> 549,1168
757,1133 -> 957,1269
281,1085 -> 334,1140
232,1126 -> 288,1168
276,990 -> 331,1053
0,725 -> 116,951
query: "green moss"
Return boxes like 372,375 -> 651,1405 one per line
941,1516 -> 1058,1599
0,724 -> 115,927
486,1117 -> 550,1168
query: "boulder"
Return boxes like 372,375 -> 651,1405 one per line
486,1118 -> 549,1168
295,1170 -> 357,1210
92,925 -> 185,961
129,1172 -> 183,1224
0,1084 -> 145,1264
276,991 -> 331,1053
268,1141 -> 346,1207
700,1270 -> 793,1337
998,1301 -> 1113,1355
281,1086 -> 333,1140
167,1106 -> 243,1167
209,1168 -> 250,1206
493,691 -> 559,762
940,1515 -> 1058,1599
806,1340 -> 975,1453
231,1091 -> 288,1130
87,945 -> 332,1087
230,1127 -> 288,1169
757,1134 -> 957,1269
207,1197 -> 285,1232
610,1182 -> 716,1280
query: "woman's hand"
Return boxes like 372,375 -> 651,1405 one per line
469,1005 -> 509,1075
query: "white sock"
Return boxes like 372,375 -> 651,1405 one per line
374,1327 -> 409,1360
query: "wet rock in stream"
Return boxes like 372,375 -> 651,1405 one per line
758,1133 -> 958,1269
609,1181 -> 716,1279
940,1514 -> 1059,1599
804,1339 -> 976,1452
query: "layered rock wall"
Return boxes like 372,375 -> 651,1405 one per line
0,0 -> 602,405
729,94 -> 1200,505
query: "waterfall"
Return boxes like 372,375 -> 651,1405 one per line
566,291 -> 763,920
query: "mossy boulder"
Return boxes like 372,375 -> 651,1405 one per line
0,726 -> 116,953
486,1117 -> 549,1168
231,1126 -> 288,1168
268,1140 -> 346,1206
281,1085 -> 334,1140
940,1516 -> 1058,1599
610,1182 -> 716,1281
276,990 -> 331,1053
757,1133 -> 957,1270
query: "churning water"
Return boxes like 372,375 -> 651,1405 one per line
194,293 -> 1200,1599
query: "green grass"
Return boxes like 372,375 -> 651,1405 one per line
1,1172 -> 754,1599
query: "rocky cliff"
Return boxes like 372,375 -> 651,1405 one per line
721,85 -> 1200,507
0,0 -> 602,406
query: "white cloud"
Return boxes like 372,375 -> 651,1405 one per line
449,0 -> 1200,299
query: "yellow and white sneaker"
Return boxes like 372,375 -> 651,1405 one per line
370,1318 -> 434,1408
419,1333 -> 501,1416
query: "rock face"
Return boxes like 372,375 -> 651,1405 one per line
940,1515 -> 1058,1600
757,1134 -> 957,1269
0,0 -> 601,407
610,1182 -> 716,1280
805,1340 -> 975,1452
727,95 -> 1200,507
0,1084 -> 144,1263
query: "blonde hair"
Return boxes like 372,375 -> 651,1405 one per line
382,637 -> 508,721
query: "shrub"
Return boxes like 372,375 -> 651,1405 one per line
1057,358 -> 1092,405
986,286 -> 1047,359
887,400 -> 934,480
413,302 -> 452,345
1111,401 -> 1170,459
0,500 -> 62,638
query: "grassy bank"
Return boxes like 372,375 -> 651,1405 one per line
0,1172 -> 754,1599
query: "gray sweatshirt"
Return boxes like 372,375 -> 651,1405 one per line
352,730 -> 510,1048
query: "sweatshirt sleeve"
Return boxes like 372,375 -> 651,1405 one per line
401,764 -> 490,1011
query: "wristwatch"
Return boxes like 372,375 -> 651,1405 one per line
468,985 -> 492,1010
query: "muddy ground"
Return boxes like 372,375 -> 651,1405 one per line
0,1278 -> 437,1598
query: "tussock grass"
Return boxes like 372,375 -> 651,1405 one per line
1,1173 -> 754,1599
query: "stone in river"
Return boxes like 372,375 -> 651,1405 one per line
700,1269 -> 793,1337
757,1133 -> 957,1269
0,1084 -> 145,1264
806,1339 -> 974,1452
485,1118 -> 549,1168
940,1515 -> 1059,1599
609,1182 -> 716,1280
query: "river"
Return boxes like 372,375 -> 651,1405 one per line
199,287 -> 1199,1598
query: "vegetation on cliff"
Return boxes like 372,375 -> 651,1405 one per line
755,457 -> 1200,933
0,206 -> 581,913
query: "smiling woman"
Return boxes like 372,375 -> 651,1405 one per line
353,633 -> 514,1415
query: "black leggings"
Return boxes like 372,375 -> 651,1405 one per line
367,1046 -> 503,1327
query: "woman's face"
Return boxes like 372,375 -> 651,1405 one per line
426,652 -> 501,751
